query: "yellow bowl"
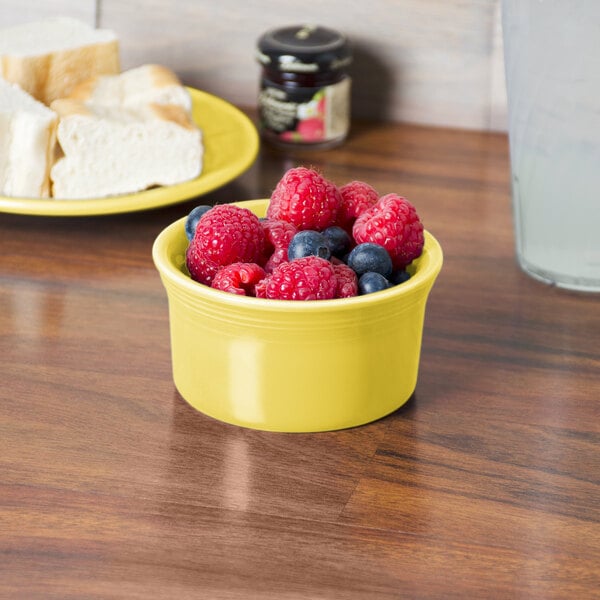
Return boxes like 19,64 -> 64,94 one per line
152,199 -> 443,432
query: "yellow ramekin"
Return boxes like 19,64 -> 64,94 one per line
153,199 -> 443,432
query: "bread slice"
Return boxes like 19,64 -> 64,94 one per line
0,79 -> 58,197
0,17 -> 120,106
50,100 -> 203,199
68,64 -> 193,113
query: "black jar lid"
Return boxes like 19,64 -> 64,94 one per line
256,25 -> 352,73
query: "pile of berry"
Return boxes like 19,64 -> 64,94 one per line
184,167 -> 424,300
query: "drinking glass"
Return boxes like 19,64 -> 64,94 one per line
502,0 -> 600,292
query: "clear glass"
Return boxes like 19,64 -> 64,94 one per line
502,1 -> 600,292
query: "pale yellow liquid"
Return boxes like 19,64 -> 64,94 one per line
503,1 -> 600,291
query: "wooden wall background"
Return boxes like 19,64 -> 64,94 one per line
1,0 -> 507,131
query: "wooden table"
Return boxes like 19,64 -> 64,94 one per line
1,116 -> 599,599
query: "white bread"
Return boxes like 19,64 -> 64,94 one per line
68,64 -> 193,113
50,100 -> 203,199
0,79 -> 57,197
0,17 -> 120,106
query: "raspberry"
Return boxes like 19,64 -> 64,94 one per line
263,248 -> 288,275
267,167 -> 340,231
261,218 -> 297,273
352,193 -> 424,269
255,256 -> 337,301
186,204 -> 266,285
333,263 -> 358,298
262,219 -> 297,253
337,180 -> 379,231
211,263 -> 267,296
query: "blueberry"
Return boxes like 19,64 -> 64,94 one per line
358,272 -> 391,295
347,243 -> 393,278
322,226 -> 352,258
185,204 -> 213,241
288,230 -> 332,261
390,269 -> 411,285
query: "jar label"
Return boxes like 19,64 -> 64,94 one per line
258,78 -> 351,144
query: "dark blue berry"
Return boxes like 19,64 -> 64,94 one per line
347,243 -> 393,278
390,269 -> 411,285
287,230 -> 332,261
322,226 -> 352,258
358,272 -> 391,295
185,204 -> 212,241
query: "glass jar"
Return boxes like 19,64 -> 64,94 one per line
256,24 -> 352,150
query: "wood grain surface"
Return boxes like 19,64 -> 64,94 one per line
1,115 -> 599,599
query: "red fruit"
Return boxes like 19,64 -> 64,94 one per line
297,117 -> 324,141
267,167 -> 340,231
352,193 -> 424,269
255,256 -> 337,301
211,262 -> 267,296
262,219 -> 297,252
263,248 -> 287,274
261,218 -> 297,272
186,204 -> 266,285
337,180 -> 379,231
333,263 -> 358,298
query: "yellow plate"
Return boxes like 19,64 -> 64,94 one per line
0,88 -> 259,216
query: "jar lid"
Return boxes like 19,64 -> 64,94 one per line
256,25 -> 352,73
